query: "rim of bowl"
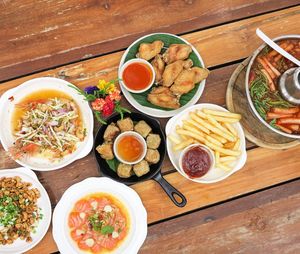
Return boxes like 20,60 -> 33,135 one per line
119,58 -> 155,93
245,34 -> 300,139
178,144 -> 215,180
113,131 -> 147,165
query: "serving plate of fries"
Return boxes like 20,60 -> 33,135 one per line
166,103 -> 247,183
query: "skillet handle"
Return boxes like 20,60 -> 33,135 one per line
153,173 -> 187,207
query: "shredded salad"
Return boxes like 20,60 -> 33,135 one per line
11,97 -> 86,160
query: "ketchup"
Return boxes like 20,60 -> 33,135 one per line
182,146 -> 211,178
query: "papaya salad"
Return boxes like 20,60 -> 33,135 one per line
249,38 -> 300,134
10,90 -> 86,160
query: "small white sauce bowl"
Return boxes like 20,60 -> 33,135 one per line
179,144 -> 215,180
113,131 -> 147,165
119,58 -> 155,93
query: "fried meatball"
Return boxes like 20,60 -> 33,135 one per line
117,163 -> 133,178
145,149 -> 160,164
133,160 -> 150,177
134,121 -> 152,138
96,143 -> 114,160
103,123 -> 120,141
146,133 -> 161,149
117,117 -> 134,132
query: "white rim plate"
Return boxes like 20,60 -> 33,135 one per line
0,167 -> 52,254
165,103 -> 247,183
52,177 -> 147,254
0,77 -> 94,171
118,33 -> 206,118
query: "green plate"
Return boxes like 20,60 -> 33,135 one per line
118,33 -> 206,118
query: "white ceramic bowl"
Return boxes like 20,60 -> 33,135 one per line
119,58 -> 155,93
166,103 -> 247,183
113,131 -> 147,165
52,177 -> 147,254
178,144 -> 215,180
0,77 -> 94,171
0,167 -> 52,254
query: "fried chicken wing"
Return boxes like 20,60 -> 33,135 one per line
163,44 -> 192,64
162,59 -> 193,87
151,54 -> 165,83
170,67 -> 209,95
193,67 -> 210,83
137,40 -> 164,61
147,86 -> 180,109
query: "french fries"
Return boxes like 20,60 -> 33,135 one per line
168,134 -> 181,144
190,112 -> 236,141
215,151 -> 220,164
204,140 -> 241,156
202,109 -> 241,119
169,107 -> 243,172
210,134 -> 227,144
174,139 -> 194,151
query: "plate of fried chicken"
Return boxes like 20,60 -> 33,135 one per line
118,33 -> 209,118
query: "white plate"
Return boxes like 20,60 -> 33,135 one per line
118,33 -> 206,118
0,167 -> 52,254
165,103 -> 247,183
52,177 -> 147,254
0,77 -> 94,171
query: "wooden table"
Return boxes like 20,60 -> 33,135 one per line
1,1 -> 300,253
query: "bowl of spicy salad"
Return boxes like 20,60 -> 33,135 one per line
245,35 -> 300,138
0,77 -> 94,171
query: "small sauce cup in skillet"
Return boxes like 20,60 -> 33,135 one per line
94,112 -> 187,207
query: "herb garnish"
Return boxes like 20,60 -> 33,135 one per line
250,70 -> 292,120
88,213 -> 114,235
101,225 -> 114,235
0,196 -> 20,227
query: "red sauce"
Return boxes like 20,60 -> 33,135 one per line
182,146 -> 211,178
122,62 -> 152,91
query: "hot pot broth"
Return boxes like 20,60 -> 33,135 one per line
249,38 -> 300,134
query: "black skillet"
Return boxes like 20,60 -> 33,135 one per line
94,112 -> 187,207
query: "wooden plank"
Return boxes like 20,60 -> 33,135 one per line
1,5 -> 299,92
1,0 -> 299,81
140,179 -> 300,253
27,145 -> 300,253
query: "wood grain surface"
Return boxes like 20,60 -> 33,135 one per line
140,179 -> 300,254
1,3 -> 300,254
1,0 -> 299,81
1,5 -> 299,92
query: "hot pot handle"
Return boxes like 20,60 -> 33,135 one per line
153,173 -> 187,207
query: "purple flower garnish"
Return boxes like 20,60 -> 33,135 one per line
84,86 -> 99,94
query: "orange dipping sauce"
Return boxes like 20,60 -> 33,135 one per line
122,62 -> 153,91
117,135 -> 143,162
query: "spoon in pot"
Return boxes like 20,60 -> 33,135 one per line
256,28 -> 300,66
